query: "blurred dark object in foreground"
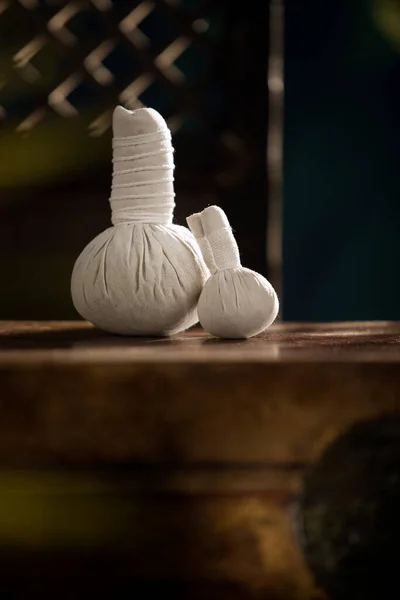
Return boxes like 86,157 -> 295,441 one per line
0,0 -> 269,319
298,413 -> 400,600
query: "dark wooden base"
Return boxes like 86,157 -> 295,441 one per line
0,321 -> 399,598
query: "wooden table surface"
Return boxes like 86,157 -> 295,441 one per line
0,320 -> 399,464
1,320 -> 400,362
0,321 -> 398,599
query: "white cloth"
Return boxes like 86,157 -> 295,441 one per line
71,106 -> 209,336
187,205 -> 279,339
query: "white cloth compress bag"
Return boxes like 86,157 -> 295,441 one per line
71,106 -> 209,336
187,205 -> 279,339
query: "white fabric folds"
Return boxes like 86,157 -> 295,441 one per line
71,106 -> 209,336
187,205 -> 279,339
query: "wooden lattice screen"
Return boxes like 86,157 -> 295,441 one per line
0,0 -> 269,318
1,0 -> 224,133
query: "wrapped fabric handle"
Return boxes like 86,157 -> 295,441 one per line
189,206 -> 241,274
110,106 -> 175,225
186,213 -> 215,273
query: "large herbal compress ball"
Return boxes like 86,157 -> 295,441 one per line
71,106 -> 209,335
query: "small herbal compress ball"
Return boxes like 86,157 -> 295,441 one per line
187,205 -> 279,339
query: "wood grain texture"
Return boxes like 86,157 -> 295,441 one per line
0,322 -> 399,464
2,320 -> 400,361
0,468 -> 316,599
2,321 -> 396,598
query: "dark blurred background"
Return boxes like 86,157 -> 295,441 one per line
1,0 -> 400,322
284,0 -> 400,321
0,0 -> 269,320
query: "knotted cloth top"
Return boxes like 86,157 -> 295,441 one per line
110,106 -> 175,226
